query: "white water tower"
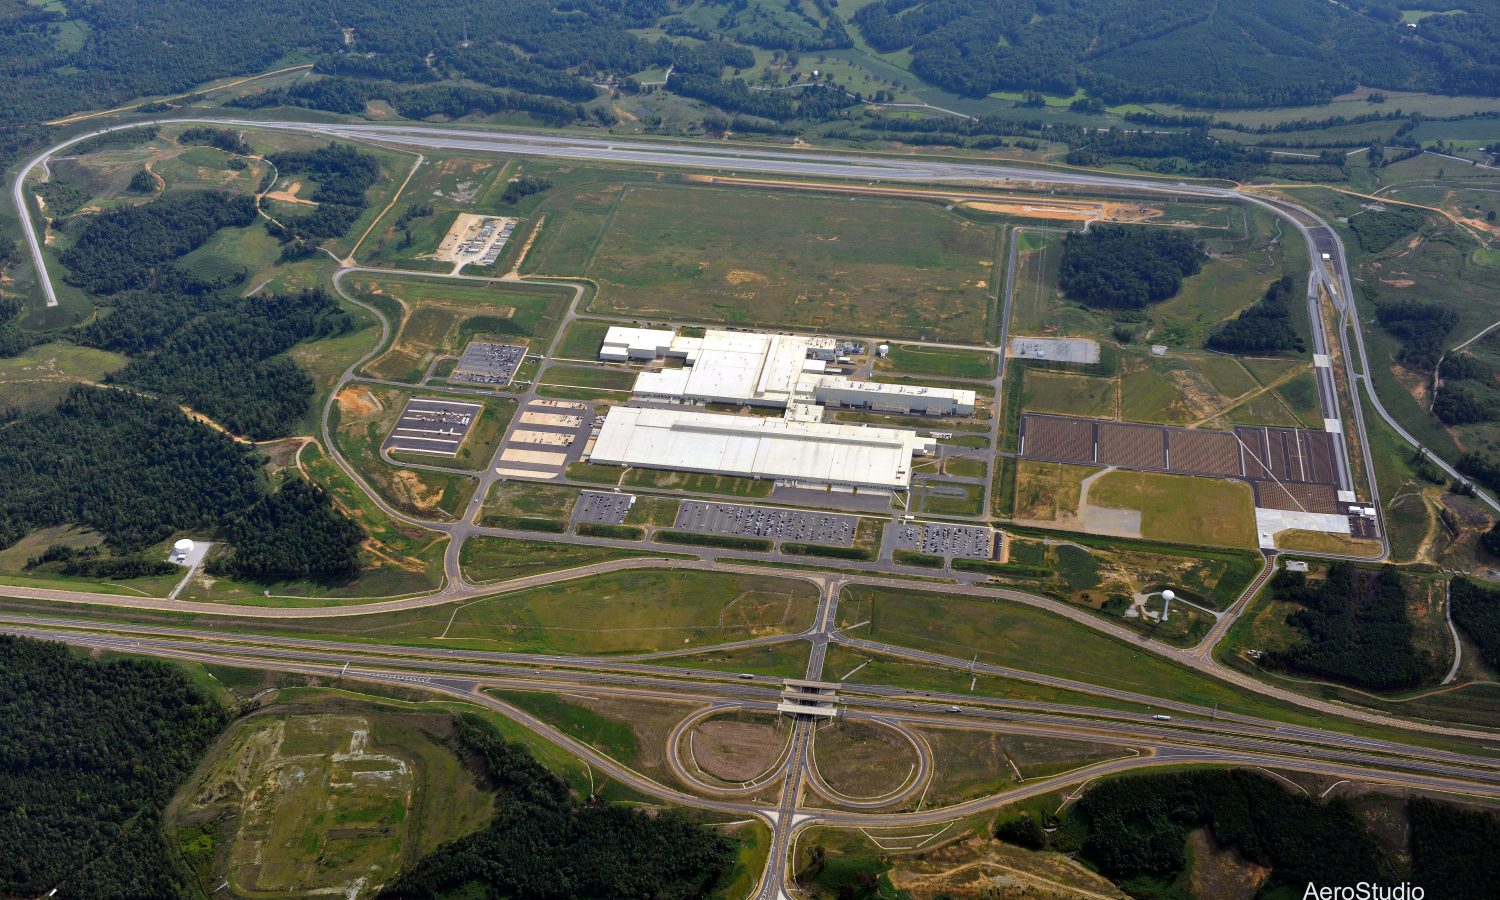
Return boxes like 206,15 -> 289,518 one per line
1160,589 -> 1175,621
172,538 -> 194,562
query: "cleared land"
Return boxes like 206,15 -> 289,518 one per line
169,708 -> 490,899
688,712 -> 788,784
577,184 -> 1000,342
458,535 -> 654,582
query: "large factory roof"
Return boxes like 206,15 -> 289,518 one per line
589,406 -> 936,490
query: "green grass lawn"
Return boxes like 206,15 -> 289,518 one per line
877,343 -> 997,380
458,535 -> 653,582
538,364 -> 636,391
0,340 -> 129,410
1020,368 -> 1116,418
553,318 -> 615,361
622,468 -> 773,498
1087,469 -> 1257,549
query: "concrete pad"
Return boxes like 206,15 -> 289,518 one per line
511,429 -> 575,446
520,411 -> 584,427
500,447 -> 568,466
495,466 -> 559,479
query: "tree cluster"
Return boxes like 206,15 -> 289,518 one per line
1349,206 -> 1428,253
379,714 -> 735,899
501,175 -> 552,205
1057,224 -> 1206,310
0,387 -> 264,551
1263,563 -> 1431,691
208,478 -> 364,582
264,143 -> 381,244
178,125 -> 252,155
58,190 -> 257,294
85,287 -> 352,440
1450,577 -> 1500,672
0,634 -> 229,899
1375,300 -> 1457,371
1205,274 -> 1306,354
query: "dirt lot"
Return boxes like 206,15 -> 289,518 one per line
689,714 -> 787,782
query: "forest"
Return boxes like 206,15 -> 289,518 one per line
58,191 -> 258,294
0,634 -> 229,899
1051,769 -> 1500,897
1450,577 -> 1500,672
1204,274 -> 1305,355
849,0 -> 1500,105
1263,563 -> 1431,691
379,714 -> 735,899
207,478 -> 365,582
100,288 -> 352,440
1057,225 -> 1206,310
264,143 -> 381,245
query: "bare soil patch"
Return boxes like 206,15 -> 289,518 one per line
690,715 -> 786,782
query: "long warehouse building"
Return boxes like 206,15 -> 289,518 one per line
590,406 -> 937,491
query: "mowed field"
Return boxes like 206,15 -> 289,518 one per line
1012,460 -> 1257,549
572,184 -> 1000,341
442,569 -> 819,654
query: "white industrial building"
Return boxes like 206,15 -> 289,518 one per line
590,406 -> 937,491
600,326 -> 975,416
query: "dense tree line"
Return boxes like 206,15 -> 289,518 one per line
0,284 -> 35,358
0,634 -> 229,898
1057,225 -> 1206,310
1205,274 -> 1305,354
669,74 -> 857,122
848,0 -> 1500,106
1409,798 -> 1500,900
177,126 -> 251,155
1263,563 -> 1431,691
92,288 -> 351,440
58,191 -> 257,294
1349,206 -> 1429,253
380,715 -> 734,899
208,478 -> 364,582
25,544 -> 176,579
1375,300 -> 1457,371
1071,770 -> 1389,891
1450,577 -> 1500,672
264,143 -> 380,244
0,387 -> 265,551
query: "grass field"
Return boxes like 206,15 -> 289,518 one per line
350,274 -> 570,382
553,318 -> 614,361
876,344 -> 997,380
458,535 -> 656,582
0,340 -> 128,409
1021,369 -> 1116,418
914,480 -> 985,517
622,467 -> 773,498
1086,469 -> 1257,549
168,706 -> 491,899
479,482 -> 580,531
538,363 -> 636,391
577,184 -> 1000,342
836,583 -> 1332,722
811,721 -> 917,800
443,569 -> 818,654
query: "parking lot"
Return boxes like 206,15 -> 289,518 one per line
382,397 -> 483,457
452,341 -> 526,385
674,501 -> 857,546
890,521 -> 994,559
574,491 -> 635,525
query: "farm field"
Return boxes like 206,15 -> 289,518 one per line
350,274 -> 569,382
566,184 -> 1000,342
